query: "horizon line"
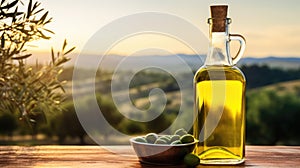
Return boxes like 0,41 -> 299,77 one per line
30,51 -> 300,59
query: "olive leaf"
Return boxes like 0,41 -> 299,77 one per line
0,0 -> 18,10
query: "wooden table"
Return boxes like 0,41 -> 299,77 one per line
0,146 -> 299,167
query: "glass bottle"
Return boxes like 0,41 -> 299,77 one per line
193,5 -> 246,165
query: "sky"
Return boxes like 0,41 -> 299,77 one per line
28,0 -> 300,58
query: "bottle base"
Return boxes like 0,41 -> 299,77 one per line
200,158 -> 245,165
197,147 -> 245,165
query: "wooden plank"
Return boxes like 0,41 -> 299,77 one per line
0,146 -> 299,168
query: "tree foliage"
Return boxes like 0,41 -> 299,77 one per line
50,101 -> 86,144
246,90 -> 300,145
0,112 -> 17,136
241,65 -> 300,89
0,0 -> 74,125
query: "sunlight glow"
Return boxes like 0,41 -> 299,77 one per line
106,34 -> 200,56
29,0 -> 300,58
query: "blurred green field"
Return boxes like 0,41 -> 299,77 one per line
1,65 -> 300,145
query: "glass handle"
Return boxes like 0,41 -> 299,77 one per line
229,34 -> 246,65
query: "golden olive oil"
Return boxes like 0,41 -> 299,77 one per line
193,66 -> 246,164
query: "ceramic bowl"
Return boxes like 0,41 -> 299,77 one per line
130,136 -> 197,165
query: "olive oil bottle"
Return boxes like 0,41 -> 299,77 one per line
193,5 -> 246,165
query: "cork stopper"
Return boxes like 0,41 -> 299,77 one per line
210,5 -> 228,32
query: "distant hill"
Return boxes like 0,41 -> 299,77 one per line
248,79 -> 300,95
238,56 -> 300,69
65,54 -> 300,71
69,54 -> 205,72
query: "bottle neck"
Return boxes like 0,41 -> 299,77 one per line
205,18 -> 232,66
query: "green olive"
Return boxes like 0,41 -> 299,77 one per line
154,139 -> 168,144
180,134 -> 194,144
170,140 -> 182,145
145,133 -> 158,144
134,137 -> 147,143
174,128 -> 188,136
170,135 -> 180,142
184,153 -> 200,167
158,136 -> 171,144
166,135 -> 172,139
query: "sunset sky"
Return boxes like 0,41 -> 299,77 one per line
30,0 -> 300,58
